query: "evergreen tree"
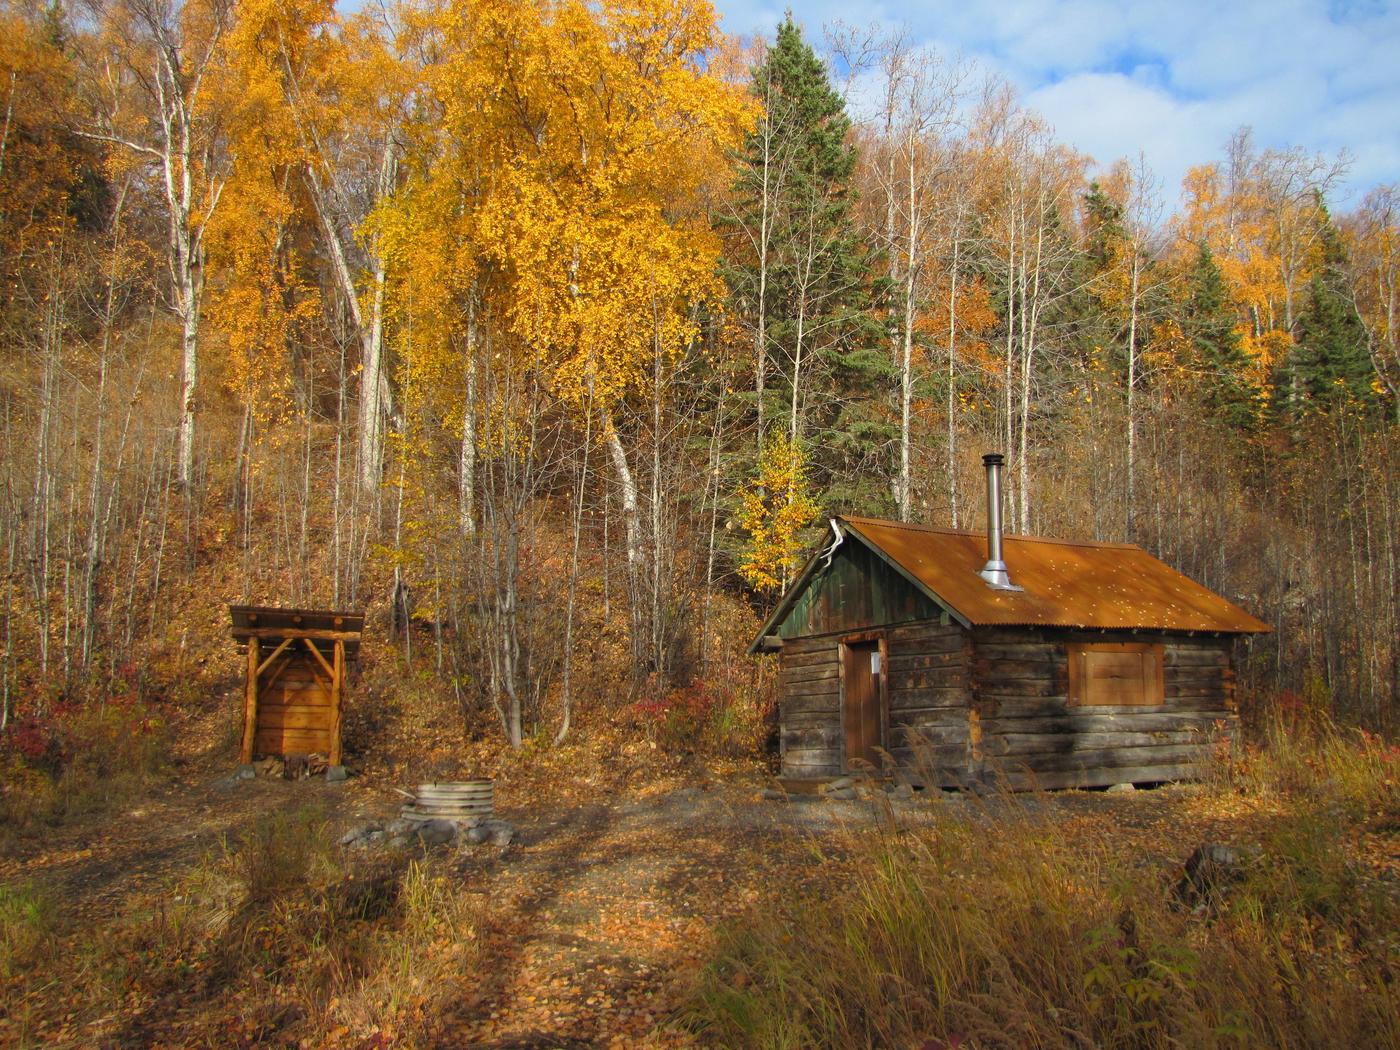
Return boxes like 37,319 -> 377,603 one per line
1181,242 -> 1261,430
723,15 -> 888,515
1289,205 -> 1380,413
1073,182 -> 1129,372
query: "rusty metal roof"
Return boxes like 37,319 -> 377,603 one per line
838,516 -> 1271,633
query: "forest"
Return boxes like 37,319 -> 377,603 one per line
1,0 -> 1398,1046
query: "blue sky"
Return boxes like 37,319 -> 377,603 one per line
711,0 -> 1400,207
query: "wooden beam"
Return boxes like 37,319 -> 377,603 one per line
233,627 -> 362,642
241,639 -> 259,764
303,638 -> 335,685
329,639 -> 344,766
261,655 -> 295,691
256,636 -> 295,676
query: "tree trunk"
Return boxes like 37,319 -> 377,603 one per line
946,227 -> 961,527
1125,253 -> 1140,541
459,299 -> 478,537
606,425 -> 645,670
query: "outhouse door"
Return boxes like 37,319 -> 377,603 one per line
841,635 -> 885,772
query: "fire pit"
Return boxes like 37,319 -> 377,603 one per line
339,778 -> 514,852
400,780 -> 494,824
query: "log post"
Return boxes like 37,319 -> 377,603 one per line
329,638 -> 344,766
241,639 -> 260,764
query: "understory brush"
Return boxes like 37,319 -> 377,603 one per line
630,667 -> 777,758
0,806 -> 481,1048
0,699 -> 171,838
689,730 -> 1400,1049
1225,713 -> 1400,825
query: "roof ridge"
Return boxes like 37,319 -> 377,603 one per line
838,515 -> 1143,552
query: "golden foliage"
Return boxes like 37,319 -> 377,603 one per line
736,430 -> 819,594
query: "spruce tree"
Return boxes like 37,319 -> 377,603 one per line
1181,243 -> 1261,430
723,15 -> 888,515
1290,207 -> 1379,413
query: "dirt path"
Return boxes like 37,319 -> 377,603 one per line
420,786 -> 896,1048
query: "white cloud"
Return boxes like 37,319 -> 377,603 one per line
1024,73 -> 1220,198
712,0 -> 1400,202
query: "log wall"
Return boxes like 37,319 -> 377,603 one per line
778,635 -> 843,777
971,628 -> 1236,790
777,620 -> 1238,788
253,651 -> 335,757
778,622 -> 974,781
883,622 -> 972,785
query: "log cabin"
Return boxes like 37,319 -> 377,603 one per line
749,455 -> 1271,789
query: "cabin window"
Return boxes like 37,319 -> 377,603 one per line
1067,642 -> 1164,707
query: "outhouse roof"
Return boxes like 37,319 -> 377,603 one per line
752,516 -> 1271,650
229,604 -> 366,658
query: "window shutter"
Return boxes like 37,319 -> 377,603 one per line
1067,642 -> 1164,706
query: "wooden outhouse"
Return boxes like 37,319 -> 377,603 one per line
750,456 -> 1271,790
230,605 -> 364,766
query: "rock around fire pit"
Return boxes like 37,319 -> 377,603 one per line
339,779 -> 516,852
339,815 -> 516,851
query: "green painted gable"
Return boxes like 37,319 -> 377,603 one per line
774,537 -> 941,639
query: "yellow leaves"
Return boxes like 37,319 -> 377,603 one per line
413,0 -> 753,417
1244,328 -> 1294,371
736,432 -> 819,595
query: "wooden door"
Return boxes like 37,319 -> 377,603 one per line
842,638 -> 883,771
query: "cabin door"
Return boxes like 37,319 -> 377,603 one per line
842,637 -> 884,772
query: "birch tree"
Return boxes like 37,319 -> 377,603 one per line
83,0 -> 234,489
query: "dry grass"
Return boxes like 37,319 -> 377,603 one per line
687,726 -> 1400,1049
0,805 -> 482,1048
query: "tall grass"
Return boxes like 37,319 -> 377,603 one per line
1,806 -> 482,1047
688,727 -> 1400,1049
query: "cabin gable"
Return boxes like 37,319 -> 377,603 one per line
772,536 -> 942,640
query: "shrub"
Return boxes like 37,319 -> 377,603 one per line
0,880 -> 54,981
1,699 -> 171,834
630,671 -> 775,757
4,806 -> 483,1047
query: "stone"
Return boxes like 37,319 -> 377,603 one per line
761,788 -> 788,801
235,764 -> 256,781
886,783 -> 914,800
339,822 -> 380,847
1174,843 -> 1251,912
325,765 -> 348,783
487,821 -> 516,847
384,817 -> 414,836
416,820 -> 457,847
463,825 -> 491,846
1106,782 -> 1137,793
825,787 -> 857,801
824,776 -> 856,792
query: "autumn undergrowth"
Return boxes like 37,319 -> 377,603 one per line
689,728 -> 1400,1049
0,805 -> 481,1048
0,699 -> 171,841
